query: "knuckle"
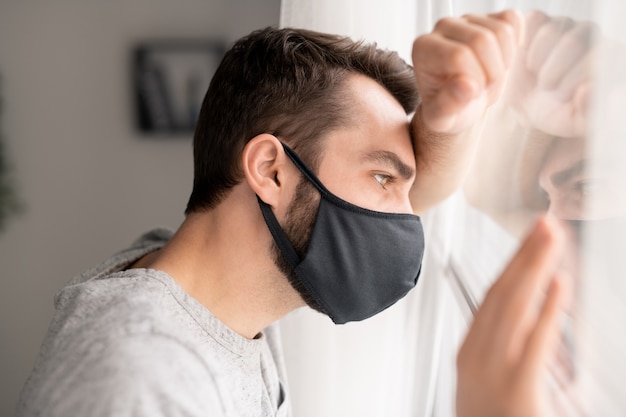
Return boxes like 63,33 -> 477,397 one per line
412,34 -> 428,48
461,13 -> 478,20
468,28 -> 498,52
411,35 -> 429,58
559,22 -> 598,52
492,20 -> 515,43
527,9 -> 548,22
499,9 -> 518,24
549,16 -> 575,33
434,16 -> 460,32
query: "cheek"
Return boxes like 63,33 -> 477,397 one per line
547,198 -> 565,218
359,184 -> 414,214
586,187 -> 626,219
547,191 -> 587,220
322,174 -> 375,209
284,180 -> 320,255
382,191 -> 414,214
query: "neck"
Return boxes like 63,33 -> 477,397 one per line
144,186 -> 304,339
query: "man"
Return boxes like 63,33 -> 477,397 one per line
17,10 -> 567,417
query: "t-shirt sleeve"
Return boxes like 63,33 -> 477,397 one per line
18,333 -> 226,417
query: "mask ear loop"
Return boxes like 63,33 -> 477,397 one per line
257,197 -> 301,268
255,142 -> 322,269
280,143 -> 331,197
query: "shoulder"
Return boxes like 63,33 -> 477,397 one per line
18,332 -> 226,417
49,270 -> 177,341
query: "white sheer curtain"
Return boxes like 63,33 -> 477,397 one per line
279,1 -> 626,416
280,0 -> 418,61
577,1 -> 626,414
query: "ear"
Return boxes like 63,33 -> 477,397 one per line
242,134 -> 293,207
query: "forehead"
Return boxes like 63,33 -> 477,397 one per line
538,136 -> 582,181
545,136 -> 585,164
318,74 -> 414,168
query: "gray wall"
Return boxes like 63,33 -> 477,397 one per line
0,1 -> 280,413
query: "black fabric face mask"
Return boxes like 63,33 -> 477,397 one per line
257,143 -> 425,324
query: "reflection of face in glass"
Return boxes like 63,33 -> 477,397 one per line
538,136 -> 587,220
537,135 -> 626,220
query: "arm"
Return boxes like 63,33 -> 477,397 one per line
409,10 -> 524,214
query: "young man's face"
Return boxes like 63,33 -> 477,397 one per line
273,74 -> 417,313
315,74 -> 416,215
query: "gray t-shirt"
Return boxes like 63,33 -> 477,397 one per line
16,229 -> 291,417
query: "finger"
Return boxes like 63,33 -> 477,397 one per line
487,216 -> 564,299
489,9 -> 526,48
463,13 -> 518,69
522,10 -> 551,48
527,16 -> 576,76
412,33 -> 485,90
556,53 -> 593,103
477,216 -> 565,351
420,74 -> 486,133
433,16 -> 503,85
538,22 -> 596,90
412,33 -> 484,98
464,217 -> 554,346
518,274 -> 566,383
571,81 -> 591,134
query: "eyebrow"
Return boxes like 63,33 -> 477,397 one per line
550,159 -> 587,187
363,150 -> 415,180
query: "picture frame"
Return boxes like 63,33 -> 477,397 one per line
133,40 -> 225,134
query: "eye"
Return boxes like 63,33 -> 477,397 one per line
575,179 -> 603,197
373,173 -> 393,189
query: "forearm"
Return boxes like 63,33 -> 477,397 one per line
410,105 -> 483,214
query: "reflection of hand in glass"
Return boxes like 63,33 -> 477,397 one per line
506,11 -> 596,138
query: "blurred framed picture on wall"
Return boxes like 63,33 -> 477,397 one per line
133,41 -> 225,135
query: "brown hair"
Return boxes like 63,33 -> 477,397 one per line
185,27 -> 418,214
